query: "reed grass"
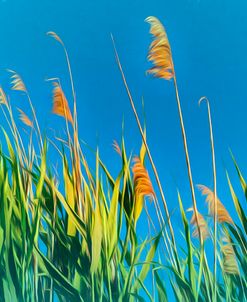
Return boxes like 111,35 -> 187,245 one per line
0,17 -> 246,302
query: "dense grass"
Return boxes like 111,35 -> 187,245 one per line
0,17 -> 246,302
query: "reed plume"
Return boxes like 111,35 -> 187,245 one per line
112,140 -> 121,156
132,156 -> 155,222
187,208 -> 209,241
9,70 -> 27,92
0,87 -> 7,105
47,31 -> 64,45
8,69 -> 43,149
198,185 -> 233,224
52,82 -> 73,124
17,108 -> 33,128
146,16 -> 174,80
222,236 -> 239,275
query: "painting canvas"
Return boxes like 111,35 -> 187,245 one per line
0,0 -> 246,301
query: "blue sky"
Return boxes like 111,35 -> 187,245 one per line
0,0 -> 247,295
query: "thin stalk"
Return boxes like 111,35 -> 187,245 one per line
153,196 -> 177,267
49,32 -> 83,219
91,273 -> 95,302
199,96 -> 217,301
4,101 -> 27,166
54,78 -> 74,167
49,180 -> 57,302
173,77 -> 211,302
61,42 -> 83,219
111,35 -> 180,272
60,40 -> 78,134
173,75 -> 203,246
26,94 -> 43,151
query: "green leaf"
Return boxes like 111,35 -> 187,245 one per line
178,191 -> 197,297
35,246 -> 82,301
227,172 -> 247,234
133,232 -> 161,291
154,269 -> 168,302
107,172 -> 122,259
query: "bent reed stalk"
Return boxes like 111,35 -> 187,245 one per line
199,96 -> 218,301
111,34 -> 180,271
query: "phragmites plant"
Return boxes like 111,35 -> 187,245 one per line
0,15 -> 245,302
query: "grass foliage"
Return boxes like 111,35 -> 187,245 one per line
0,16 -> 246,302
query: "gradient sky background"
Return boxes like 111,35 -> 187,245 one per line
0,0 -> 247,298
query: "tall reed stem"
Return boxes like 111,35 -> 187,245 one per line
111,35 -> 180,272
172,74 -> 203,246
48,32 -> 83,219
199,96 -> 217,301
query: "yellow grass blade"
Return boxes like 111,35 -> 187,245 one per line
90,203 -> 103,273
139,129 -> 147,164
63,160 -> 76,236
